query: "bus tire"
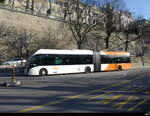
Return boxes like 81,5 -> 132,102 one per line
117,65 -> 122,71
39,68 -> 48,76
85,67 -> 91,73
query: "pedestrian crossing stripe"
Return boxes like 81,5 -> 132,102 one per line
128,98 -> 149,112
113,96 -> 139,109
98,94 -> 123,104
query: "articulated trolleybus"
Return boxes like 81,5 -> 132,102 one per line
25,49 -> 131,76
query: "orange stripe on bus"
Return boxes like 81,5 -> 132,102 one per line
102,51 -> 129,55
104,64 -> 116,71
104,63 -> 131,71
116,63 -> 132,70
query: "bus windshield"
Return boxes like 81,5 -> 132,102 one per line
29,55 -> 39,66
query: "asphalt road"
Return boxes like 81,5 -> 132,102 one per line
0,67 -> 150,113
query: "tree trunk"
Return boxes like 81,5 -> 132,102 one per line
77,41 -> 82,49
140,37 -> 145,66
31,0 -> 34,13
12,0 -> 14,9
140,55 -> 145,66
25,0 -> 29,12
125,34 -> 129,51
105,32 -> 112,49
105,37 -> 109,49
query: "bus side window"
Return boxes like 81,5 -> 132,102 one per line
55,56 -> 63,65
113,57 -> 118,63
101,55 -> 114,64
115,56 -> 131,63
62,55 -> 71,65
84,56 -> 93,64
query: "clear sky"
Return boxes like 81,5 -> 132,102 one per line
123,0 -> 150,19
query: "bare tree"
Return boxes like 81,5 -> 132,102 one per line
2,26 -> 35,59
25,0 -> 30,11
133,17 -> 149,66
37,26 -> 59,49
83,31 -> 105,51
0,24 -> 8,62
31,0 -> 34,13
119,12 -> 136,51
6,0 -> 15,8
62,0 -> 103,49
47,0 -> 52,15
23,0 -> 34,13
97,0 -> 126,49
36,23 -> 69,49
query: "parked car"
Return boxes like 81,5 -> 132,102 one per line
2,58 -> 26,66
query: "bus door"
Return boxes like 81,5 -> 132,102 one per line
93,52 -> 101,72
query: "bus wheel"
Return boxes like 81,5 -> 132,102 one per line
117,66 -> 122,71
85,67 -> 91,73
39,68 -> 48,76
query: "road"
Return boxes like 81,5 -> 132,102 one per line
0,67 -> 150,113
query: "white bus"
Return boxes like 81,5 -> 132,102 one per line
25,49 -> 131,76
25,49 -> 94,76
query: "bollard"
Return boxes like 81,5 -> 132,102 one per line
12,67 -> 16,82
1,65 -> 22,87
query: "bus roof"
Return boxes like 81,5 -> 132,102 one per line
33,49 -> 94,55
32,49 -> 130,56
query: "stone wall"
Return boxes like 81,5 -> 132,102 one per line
0,8 -> 74,49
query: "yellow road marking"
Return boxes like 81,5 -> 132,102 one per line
128,98 -> 149,112
88,92 -> 112,100
114,96 -> 139,109
17,76 -> 145,113
18,99 -> 69,113
99,94 -> 123,104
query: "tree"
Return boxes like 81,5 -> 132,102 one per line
35,23 -> 69,50
97,0 -> 126,49
83,31 -> 105,51
118,11 -> 135,51
36,26 -> 59,49
2,26 -> 35,59
0,24 -> 9,62
133,17 -> 149,66
47,0 -> 52,15
31,0 -> 34,13
25,0 -> 30,11
62,0 -> 103,49
6,0 -> 15,8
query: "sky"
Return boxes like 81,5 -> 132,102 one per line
123,0 -> 150,19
